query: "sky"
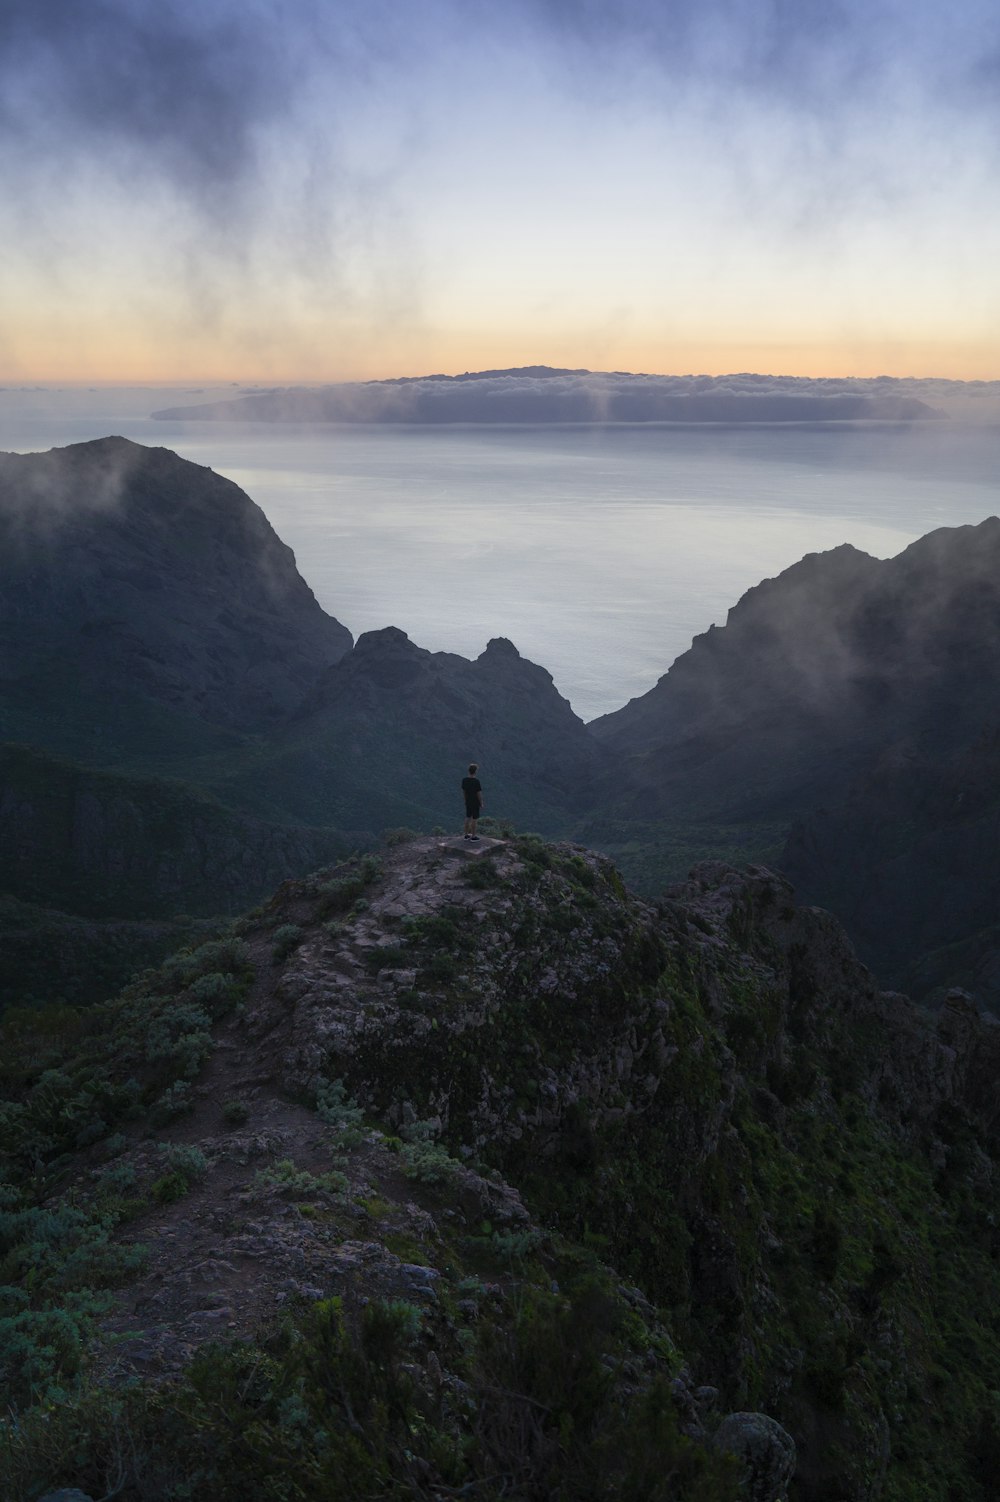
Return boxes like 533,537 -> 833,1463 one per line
2,0 -> 1000,384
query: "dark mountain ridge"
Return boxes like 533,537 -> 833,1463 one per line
238,625 -> 617,832
782,726 -> 1000,1005
593,518 -> 1000,818
0,437 -> 352,738
0,741 -> 355,921
0,439 -> 621,1008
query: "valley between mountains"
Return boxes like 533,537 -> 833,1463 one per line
3,436 -> 1000,1502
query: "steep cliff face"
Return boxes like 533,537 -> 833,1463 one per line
3,836 -> 999,1501
0,437 -> 352,754
591,519 -> 1000,821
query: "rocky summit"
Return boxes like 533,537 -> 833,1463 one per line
3,832 -> 1000,1501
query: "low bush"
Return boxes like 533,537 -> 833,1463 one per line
315,1078 -> 366,1150
254,1159 -> 348,1198
271,924 -> 303,963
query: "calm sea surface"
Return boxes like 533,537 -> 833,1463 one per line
3,388 -> 999,719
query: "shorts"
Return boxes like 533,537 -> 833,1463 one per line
464,801 -> 480,819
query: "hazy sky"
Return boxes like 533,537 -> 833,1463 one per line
3,0 -> 1000,383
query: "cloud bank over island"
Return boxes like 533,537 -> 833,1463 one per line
151,367 -> 965,424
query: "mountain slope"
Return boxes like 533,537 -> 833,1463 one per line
782,728 -> 1000,1006
203,627 -> 618,834
592,518 -> 1000,821
0,741 -> 357,922
0,437 -> 352,759
3,836 -> 1000,1500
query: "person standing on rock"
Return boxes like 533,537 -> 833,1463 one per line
462,763 -> 483,841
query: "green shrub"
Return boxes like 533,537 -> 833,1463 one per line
254,1159 -> 347,1197
96,1160 -> 137,1194
159,938 -> 252,994
151,1170 -> 189,1204
158,1143 -> 208,1182
400,1140 -> 461,1186
315,1079 -> 365,1149
271,924 -> 303,963
0,1299 -> 94,1406
144,998 -> 213,1078
0,1283 -> 738,1499
315,858 -> 383,919
223,1097 -> 250,1125
149,1079 -> 193,1125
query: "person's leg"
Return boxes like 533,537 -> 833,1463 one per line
469,817 -> 478,840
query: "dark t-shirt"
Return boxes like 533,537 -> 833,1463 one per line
461,776 -> 482,807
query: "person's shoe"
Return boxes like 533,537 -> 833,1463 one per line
463,834 -> 471,840
469,835 -> 480,842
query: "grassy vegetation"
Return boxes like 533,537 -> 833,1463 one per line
1,1266 -> 739,1502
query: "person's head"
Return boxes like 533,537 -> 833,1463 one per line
468,762 -> 478,774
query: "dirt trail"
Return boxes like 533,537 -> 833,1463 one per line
99,836 -> 525,1375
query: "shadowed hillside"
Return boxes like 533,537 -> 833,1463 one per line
3,836 -> 1000,1500
0,437 -> 352,761
593,521 -> 1000,817
203,627 -> 618,834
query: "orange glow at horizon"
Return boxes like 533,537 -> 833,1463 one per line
4,329 -> 1000,387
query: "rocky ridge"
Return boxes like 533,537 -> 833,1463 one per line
4,835 -> 1000,1500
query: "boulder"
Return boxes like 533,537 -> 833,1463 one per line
713,1411 -> 796,1502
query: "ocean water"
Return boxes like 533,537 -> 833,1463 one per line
2,387 -> 999,719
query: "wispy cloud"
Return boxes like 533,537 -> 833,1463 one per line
3,0 -> 1000,379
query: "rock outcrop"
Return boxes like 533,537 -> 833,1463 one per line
4,835 -> 1000,1500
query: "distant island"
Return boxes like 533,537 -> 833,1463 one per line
152,366 -> 950,424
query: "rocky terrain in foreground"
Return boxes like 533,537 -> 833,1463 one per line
3,834 -> 1000,1501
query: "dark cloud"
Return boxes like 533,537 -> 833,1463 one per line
3,0 -> 997,221
0,3 -> 273,197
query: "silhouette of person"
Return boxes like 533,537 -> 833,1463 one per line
461,763 -> 483,841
